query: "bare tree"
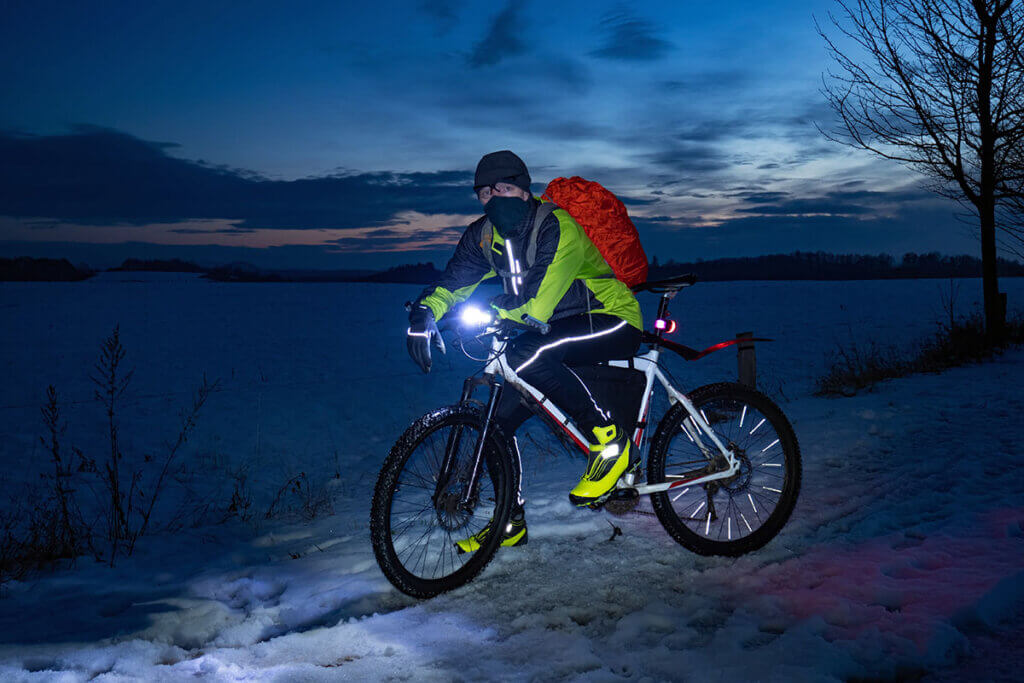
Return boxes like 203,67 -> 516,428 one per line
818,0 -> 1024,339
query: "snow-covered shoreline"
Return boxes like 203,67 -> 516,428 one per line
1,276 -> 1022,681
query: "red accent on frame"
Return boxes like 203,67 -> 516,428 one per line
690,337 -> 772,360
537,400 -> 590,454
633,389 -> 653,446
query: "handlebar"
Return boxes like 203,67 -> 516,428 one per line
440,315 -> 546,340
407,300 -> 551,363
520,314 -> 551,334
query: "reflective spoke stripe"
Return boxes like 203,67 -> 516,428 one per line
761,438 -> 780,453
515,320 -> 628,374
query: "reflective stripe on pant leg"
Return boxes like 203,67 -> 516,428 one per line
514,319 -> 628,374
511,435 -> 524,507
565,366 -> 611,426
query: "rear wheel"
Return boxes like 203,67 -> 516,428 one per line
370,404 -> 513,598
648,382 -> 800,556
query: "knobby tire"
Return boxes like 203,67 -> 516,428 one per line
648,382 -> 801,556
370,404 -> 514,598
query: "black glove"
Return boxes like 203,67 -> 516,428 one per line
489,293 -> 524,317
406,304 -> 445,373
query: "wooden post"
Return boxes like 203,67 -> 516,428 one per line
737,331 -> 756,388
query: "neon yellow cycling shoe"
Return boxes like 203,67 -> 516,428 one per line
454,513 -> 528,554
569,424 -> 637,507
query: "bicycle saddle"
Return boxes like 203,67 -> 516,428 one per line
630,273 -> 698,294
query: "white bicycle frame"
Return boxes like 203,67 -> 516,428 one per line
483,333 -> 741,494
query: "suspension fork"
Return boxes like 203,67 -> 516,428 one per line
431,377 -> 502,508
459,380 -> 502,506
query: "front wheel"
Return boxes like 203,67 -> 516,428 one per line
370,404 -> 514,598
648,382 -> 801,556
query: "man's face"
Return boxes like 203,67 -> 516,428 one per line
476,181 -> 529,205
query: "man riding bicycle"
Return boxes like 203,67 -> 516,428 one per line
406,150 -> 643,551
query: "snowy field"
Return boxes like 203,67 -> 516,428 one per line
0,273 -> 1022,681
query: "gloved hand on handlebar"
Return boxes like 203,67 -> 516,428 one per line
488,293 -> 524,321
407,304 -> 445,373
488,294 -> 552,334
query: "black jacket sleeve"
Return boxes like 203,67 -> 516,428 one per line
417,217 -> 495,320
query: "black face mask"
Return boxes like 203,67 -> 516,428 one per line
484,196 -> 531,238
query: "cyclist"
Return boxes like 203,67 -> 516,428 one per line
406,150 -> 643,551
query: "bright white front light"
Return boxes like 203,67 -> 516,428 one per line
460,306 -> 493,327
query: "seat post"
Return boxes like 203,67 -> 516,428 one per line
655,293 -> 672,339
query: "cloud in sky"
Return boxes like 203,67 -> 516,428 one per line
0,125 -> 977,272
418,0 -> 460,34
590,7 -> 673,61
1,126 -> 927,237
0,128 -> 481,231
634,202 -> 979,262
467,0 -> 528,68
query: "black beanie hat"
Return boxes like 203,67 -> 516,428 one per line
474,150 -> 531,193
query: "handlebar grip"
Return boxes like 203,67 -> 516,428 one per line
521,314 -> 551,335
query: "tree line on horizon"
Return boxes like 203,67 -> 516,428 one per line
4,252 -> 1024,283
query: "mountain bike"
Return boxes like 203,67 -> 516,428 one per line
370,274 -> 801,598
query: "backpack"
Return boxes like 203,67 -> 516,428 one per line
479,178 -> 649,290
542,176 -> 648,288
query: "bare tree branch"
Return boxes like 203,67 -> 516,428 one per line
819,0 -> 1024,337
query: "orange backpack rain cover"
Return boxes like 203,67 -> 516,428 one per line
542,176 -> 648,288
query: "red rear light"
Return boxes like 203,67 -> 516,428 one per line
654,319 -> 677,334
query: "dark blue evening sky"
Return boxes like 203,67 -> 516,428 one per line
0,0 -> 983,269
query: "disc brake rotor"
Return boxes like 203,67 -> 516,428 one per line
720,446 -> 753,494
435,489 -> 473,532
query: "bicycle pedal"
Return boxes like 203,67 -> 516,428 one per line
604,487 -> 639,516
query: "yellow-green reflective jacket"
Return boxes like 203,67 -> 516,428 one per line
417,197 -> 642,330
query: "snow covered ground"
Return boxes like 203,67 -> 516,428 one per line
0,274 -> 1022,681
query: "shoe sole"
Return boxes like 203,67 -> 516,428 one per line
455,526 -> 528,554
568,461 -> 641,508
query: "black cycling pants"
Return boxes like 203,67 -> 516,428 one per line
493,313 -> 641,507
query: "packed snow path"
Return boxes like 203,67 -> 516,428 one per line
0,276 -> 1022,681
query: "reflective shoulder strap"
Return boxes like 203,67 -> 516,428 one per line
525,202 -> 558,267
